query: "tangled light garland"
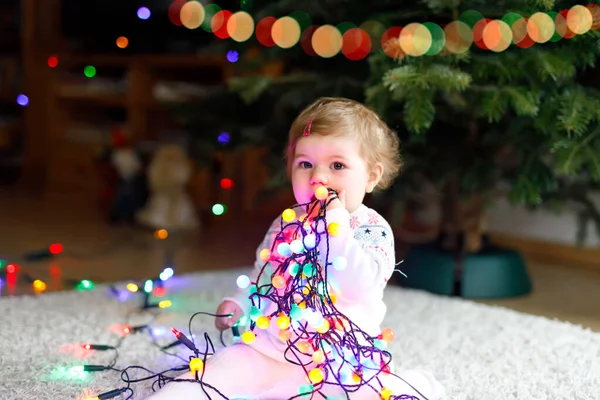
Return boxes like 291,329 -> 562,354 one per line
169,1 -> 600,60
173,186 -> 423,400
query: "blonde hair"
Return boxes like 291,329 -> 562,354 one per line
285,97 -> 402,190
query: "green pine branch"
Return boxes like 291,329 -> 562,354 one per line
403,90 -> 436,134
557,88 -> 595,137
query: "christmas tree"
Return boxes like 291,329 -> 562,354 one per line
184,0 -> 600,250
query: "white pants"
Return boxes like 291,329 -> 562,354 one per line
146,344 -> 445,400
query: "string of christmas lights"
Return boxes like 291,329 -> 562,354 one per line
165,2 -> 600,59
145,186 -> 424,400
0,229 -> 177,297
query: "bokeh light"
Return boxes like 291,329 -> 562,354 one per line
226,50 -> 239,62
137,7 -> 151,20
381,26 -> 403,58
16,94 -> 29,107
312,25 -> 342,58
300,26 -> 319,56
272,16 -> 301,49
168,0 -> 185,26
217,132 -> 230,144
544,12 -> 563,42
400,23 -> 432,56
116,36 -> 129,49
49,243 -> 63,255
587,4 -> 600,30
473,18 -> 492,49
359,20 -> 386,53
201,4 -> 221,32
227,11 -> 255,42
84,65 -> 96,78
444,21 -> 472,54
220,178 -> 234,189
423,22 -> 445,55
212,10 -> 233,39
528,12 -> 555,43
47,56 -> 58,68
212,204 -> 226,215
154,229 -> 168,240
567,5 -> 593,35
483,20 -> 512,52
341,28 -> 371,60
180,1 -> 205,30
256,17 -> 276,47
555,10 -> 577,40
512,17 -> 535,48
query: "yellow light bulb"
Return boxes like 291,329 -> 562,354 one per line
189,357 -> 204,373
33,279 -> 47,292
308,367 -> 324,384
282,208 -> 296,222
327,222 -> 341,236
312,349 -> 325,364
381,387 -> 392,400
256,316 -> 270,329
126,283 -> 138,292
316,319 -> 330,334
158,300 -> 172,308
259,249 -> 271,262
314,186 -> 329,200
277,315 -> 291,329
328,293 -> 337,304
242,331 -> 256,344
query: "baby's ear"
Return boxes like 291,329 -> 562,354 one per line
367,163 -> 384,193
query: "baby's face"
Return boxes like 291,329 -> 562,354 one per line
291,133 -> 374,213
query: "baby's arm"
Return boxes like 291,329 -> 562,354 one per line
317,208 -> 395,301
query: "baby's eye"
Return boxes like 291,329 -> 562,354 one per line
299,161 -> 312,169
332,162 -> 345,170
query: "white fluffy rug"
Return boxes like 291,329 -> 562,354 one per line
2,269 -> 599,400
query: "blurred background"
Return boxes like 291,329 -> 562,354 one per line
0,0 -> 599,326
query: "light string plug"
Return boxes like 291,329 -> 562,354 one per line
83,386 -> 131,400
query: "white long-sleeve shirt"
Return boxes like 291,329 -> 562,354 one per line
223,203 -> 395,364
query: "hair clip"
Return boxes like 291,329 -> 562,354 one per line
303,119 -> 313,137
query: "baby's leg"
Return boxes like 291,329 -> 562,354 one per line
145,343 -> 305,400
318,369 -> 445,400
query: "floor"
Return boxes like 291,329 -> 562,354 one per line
1,186 -> 599,332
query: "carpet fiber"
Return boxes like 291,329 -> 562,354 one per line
2,269 -> 599,400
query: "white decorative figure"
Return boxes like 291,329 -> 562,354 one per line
136,144 -> 199,230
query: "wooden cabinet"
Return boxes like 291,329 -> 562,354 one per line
19,0 -> 286,219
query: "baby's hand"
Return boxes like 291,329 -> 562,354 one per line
327,189 -> 346,211
308,189 -> 346,219
215,300 -> 243,331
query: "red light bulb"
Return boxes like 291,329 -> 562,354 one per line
220,178 -> 234,189
48,56 -> 59,68
49,243 -> 63,255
